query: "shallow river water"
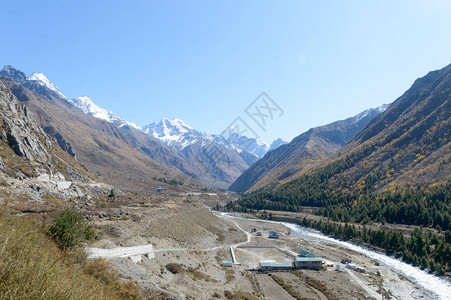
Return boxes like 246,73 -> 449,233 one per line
221,213 -> 451,300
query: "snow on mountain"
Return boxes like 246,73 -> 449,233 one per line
377,103 -> 390,112
70,96 -> 141,129
143,118 -> 205,150
0,66 -> 68,101
0,66 -> 141,130
1,65 -> 27,83
0,65 -> 286,160
224,132 -> 270,158
27,72 -> 68,100
142,118 -> 286,157
354,103 -> 390,123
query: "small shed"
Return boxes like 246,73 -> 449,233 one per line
156,187 -> 164,192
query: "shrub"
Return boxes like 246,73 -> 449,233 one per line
165,263 -> 184,274
49,208 -> 96,250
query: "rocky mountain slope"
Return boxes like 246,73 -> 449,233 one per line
238,63 -> 450,206
0,79 -> 112,202
229,104 -> 388,193
0,67 -> 199,193
330,63 -> 451,191
0,80 -> 51,173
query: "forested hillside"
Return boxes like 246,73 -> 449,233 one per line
226,64 -> 451,272
233,64 -> 450,215
229,105 -> 386,193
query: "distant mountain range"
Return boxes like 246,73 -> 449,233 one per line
143,118 -> 285,159
0,66 -> 197,193
71,96 -> 141,129
64,76 -> 287,188
4,63 -> 429,195
140,118 -> 287,188
0,65 -> 287,189
229,104 -> 388,192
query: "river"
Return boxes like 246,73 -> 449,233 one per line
221,213 -> 451,300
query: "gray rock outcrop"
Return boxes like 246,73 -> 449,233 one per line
0,80 -> 51,164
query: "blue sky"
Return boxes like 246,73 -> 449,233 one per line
2,0 -> 451,142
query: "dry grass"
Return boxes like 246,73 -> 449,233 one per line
224,290 -> 258,300
0,211 -> 142,300
270,274 -> 304,300
186,267 -> 218,283
290,271 -> 339,300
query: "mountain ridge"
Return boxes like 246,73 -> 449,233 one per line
237,63 -> 451,212
0,65 -> 288,189
142,117 -> 288,188
229,103 -> 389,193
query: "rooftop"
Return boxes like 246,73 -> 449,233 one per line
297,249 -> 316,257
260,261 -> 292,267
295,257 -> 323,262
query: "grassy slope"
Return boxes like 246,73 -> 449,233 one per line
0,211 -> 141,300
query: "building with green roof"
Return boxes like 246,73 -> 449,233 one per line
297,249 -> 316,257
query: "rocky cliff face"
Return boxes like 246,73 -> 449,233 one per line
0,80 -> 51,167
0,80 -> 113,203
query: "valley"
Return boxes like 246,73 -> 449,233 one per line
74,192 -> 447,299
0,15 -> 450,299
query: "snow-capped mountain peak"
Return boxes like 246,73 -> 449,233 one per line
268,138 -> 287,152
161,118 -> 193,132
143,118 -> 287,158
142,118 -> 198,148
71,96 -> 102,115
70,96 -> 141,130
27,72 -> 67,100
